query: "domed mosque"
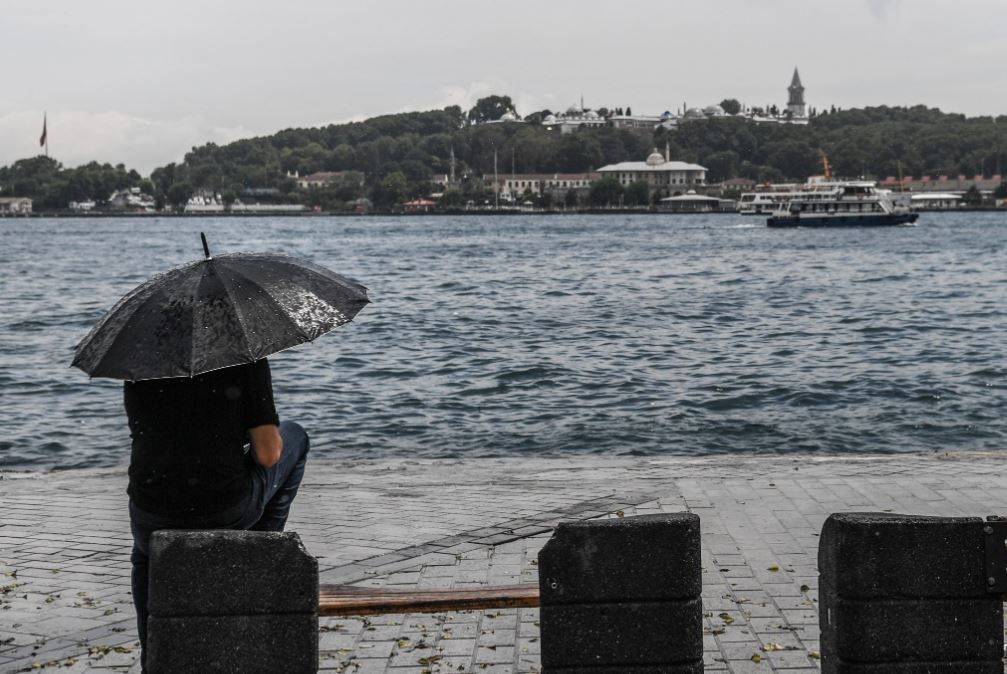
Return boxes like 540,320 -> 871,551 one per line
645,148 -> 667,166
546,99 -> 607,133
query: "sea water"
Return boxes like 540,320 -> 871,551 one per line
1,212 -> 1004,470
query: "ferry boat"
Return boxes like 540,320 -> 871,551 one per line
766,181 -> 918,227
738,176 -> 848,215
738,191 -> 796,215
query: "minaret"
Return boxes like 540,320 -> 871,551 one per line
787,68 -> 806,118
449,145 -> 456,185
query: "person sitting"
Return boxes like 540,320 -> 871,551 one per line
124,358 -> 309,670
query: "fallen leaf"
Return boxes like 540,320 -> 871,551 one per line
761,642 -> 794,652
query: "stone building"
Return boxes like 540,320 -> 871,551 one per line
484,173 -> 600,201
597,149 -> 707,197
787,67 -> 806,119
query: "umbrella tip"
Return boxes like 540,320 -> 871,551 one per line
200,232 -> 211,259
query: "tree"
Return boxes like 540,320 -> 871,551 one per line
993,182 -> 1007,200
624,180 -> 650,206
704,150 -> 740,182
443,105 -> 466,129
962,185 -> 983,206
589,177 -> 624,207
564,188 -> 579,209
554,134 -> 603,172
374,171 -> 408,207
467,95 -> 517,125
166,182 -> 193,210
439,188 -> 464,209
537,190 -> 553,210
221,189 -> 237,210
719,98 -> 742,115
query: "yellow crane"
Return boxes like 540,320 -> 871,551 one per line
820,150 -> 832,179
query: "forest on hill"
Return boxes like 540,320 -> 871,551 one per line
2,98 -> 1006,211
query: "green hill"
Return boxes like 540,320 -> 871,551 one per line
2,99 -> 1005,211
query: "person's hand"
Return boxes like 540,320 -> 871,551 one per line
249,424 -> 283,467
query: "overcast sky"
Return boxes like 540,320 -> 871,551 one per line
1,0 -> 1003,174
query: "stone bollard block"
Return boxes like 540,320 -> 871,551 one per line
538,513 -> 703,673
147,530 -> 318,673
818,513 -> 1003,673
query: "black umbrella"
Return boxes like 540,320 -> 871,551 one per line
72,233 -> 369,380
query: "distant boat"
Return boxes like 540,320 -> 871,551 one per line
766,181 -> 919,227
738,190 -> 800,215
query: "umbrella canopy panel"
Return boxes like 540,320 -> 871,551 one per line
72,253 -> 369,381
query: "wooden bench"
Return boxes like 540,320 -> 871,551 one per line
319,583 -> 540,616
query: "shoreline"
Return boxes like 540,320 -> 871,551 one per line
3,446 -> 1002,480
1,206 -> 1005,219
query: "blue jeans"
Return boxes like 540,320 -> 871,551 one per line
129,420 -> 309,667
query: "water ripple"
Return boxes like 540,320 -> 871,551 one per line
1,212 -> 1005,470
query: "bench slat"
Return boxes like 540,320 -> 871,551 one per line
319,583 -> 540,616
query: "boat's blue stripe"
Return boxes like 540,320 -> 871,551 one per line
766,214 -> 919,228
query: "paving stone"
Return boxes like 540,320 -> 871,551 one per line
6,452 -> 1007,671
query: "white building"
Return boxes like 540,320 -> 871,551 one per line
609,113 -> 664,130
108,187 -> 156,211
485,173 -> 600,200
597,150 -> 707,193
542,106 -> 607,134
0,197 -> 32,214
297,172 -> 344,189
910,193 -> 962,210
482,111 -> 525,125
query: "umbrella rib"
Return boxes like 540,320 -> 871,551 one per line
211,266 -> 258,365
219,265 -> 314,345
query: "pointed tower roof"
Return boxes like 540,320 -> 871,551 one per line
790,67 -> 803,89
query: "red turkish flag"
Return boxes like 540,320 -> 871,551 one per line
39,114 -> 47,147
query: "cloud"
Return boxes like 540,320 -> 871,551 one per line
0,110 -> 260,174
399,81 -> 543,119
422,80 -> 512,112
865,0 -> 903,19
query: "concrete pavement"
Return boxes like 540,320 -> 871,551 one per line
3,451 -> 1007,672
